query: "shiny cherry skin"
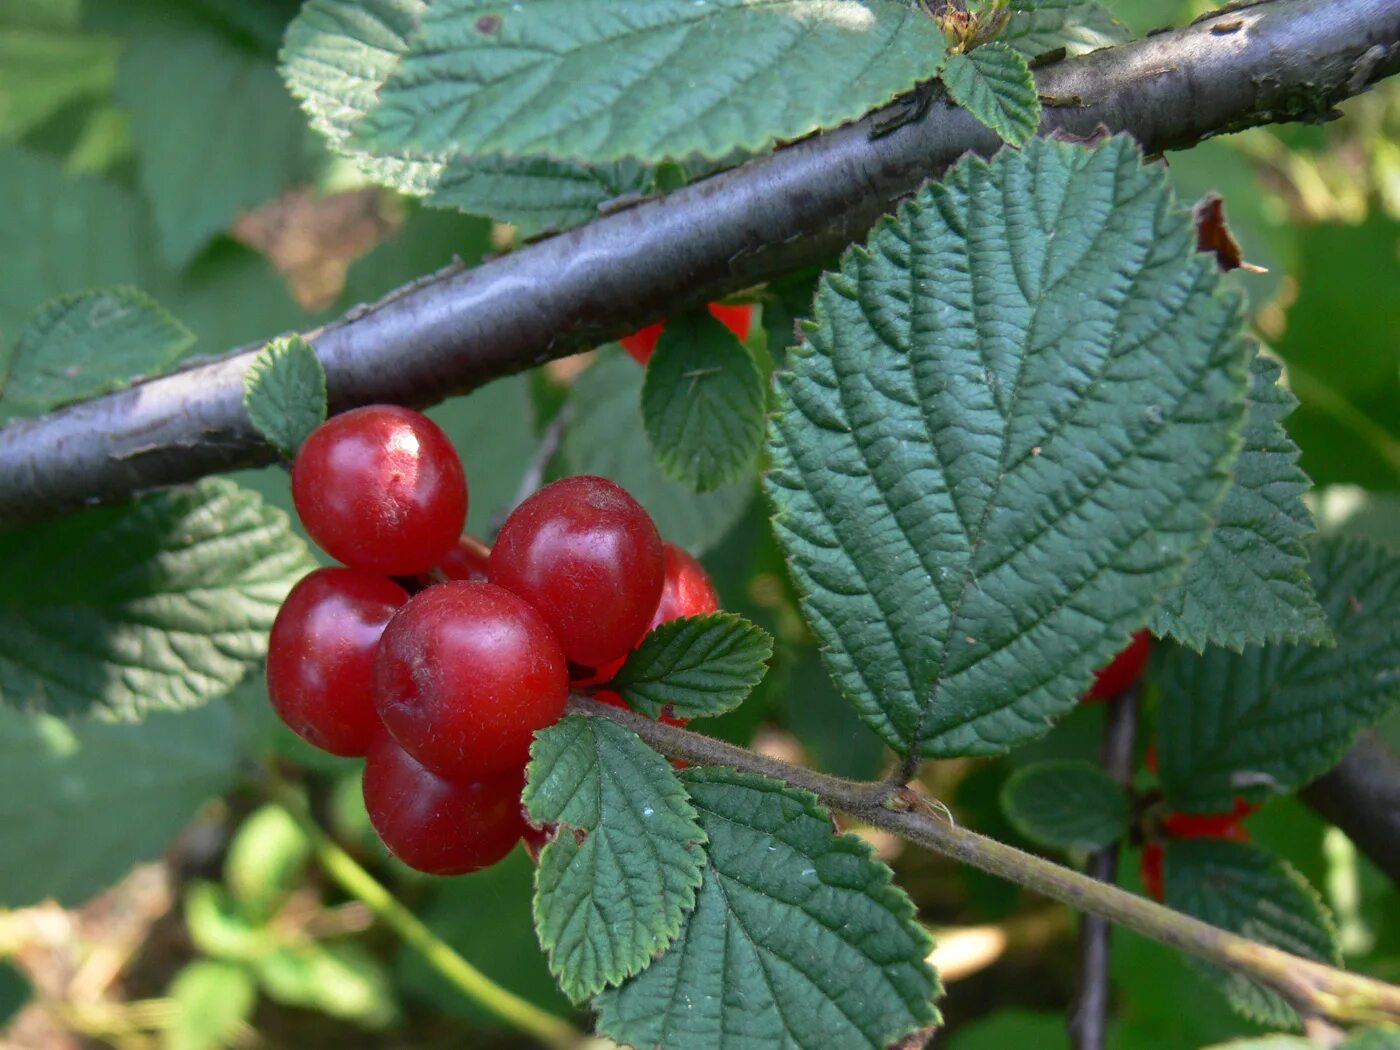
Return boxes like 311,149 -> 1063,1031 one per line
363,734 -> 527,875
373,581 -> 568,781
266,568 -> 408,756
1083,630 -> 1152,702
648,542 -> 720,631
490,476 -> 664,667
292,405 -> 467,575
1140,843 -> 1166,902
439,533 -> 491,582
620,303 -> 754,365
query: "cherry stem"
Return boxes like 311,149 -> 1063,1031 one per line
266,768 -> 584,1050
567,694 -> 1400,1029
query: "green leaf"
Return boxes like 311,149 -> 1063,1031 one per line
255,942 -> 397,1028
0,478 -> 316,720
611,613 -> 774,720
165,960 -> 257,1050
242,334 -> 328,458
0,960 -> 31,1028
1165,838 -> 1339,1027
1000,0 -> 1132,61
1000,760 -> 1127,852
766,134 -> 1250,761
565,348 -> 752,554
0,703 -> 241,906
0,24 -> 118,141
1150,352 -> 1330,651
2,288 -> 194,414
595,767 -> 940,1049
523,715 -> 706,1002
1344,1028 -> 1400,1050
281,0 -> 650,235
942,43 -> 1040,147
352,0 -> 948,165
1157,537 -> 1400,812
641,310 -> 766,492
1202,1040 -> 1319,1050
224,804 -> 312,924
184,881 -> 269,962
112,1 -> 314,267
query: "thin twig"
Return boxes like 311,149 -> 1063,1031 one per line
565,695 -> 1400,1029
1069,687 -> 1140,1050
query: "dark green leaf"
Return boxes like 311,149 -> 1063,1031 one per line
0,478 -> 316,720
1165,838 -> 1339,1027
611,613 -> 774,720
0,960 -> 31,1028
0,703 -> 241,906
1150,351 -> 1331,651
1157,538 -> 1400,812
767,135 -> 1250,760
942,44 -> 1040,147
353,0 -> 948,165
642,310 -> 767,492
166,960 -> 257,1050
1000,0 -> 1132,60
524,715 -> 705,1002
1000,760 -> 1128,852
594,767 -> 940,1050
2,288 -> 194,413
565,349 -> 752,554
242,334 -> 328,458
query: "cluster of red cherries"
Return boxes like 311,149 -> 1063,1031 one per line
1079,628 -> 1258,901
266,404 -> 718,876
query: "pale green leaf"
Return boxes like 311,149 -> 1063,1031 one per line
281,0 -> 651,235
1000,0 -> 1132,60
1000,760 -> 1127,852
1157,538 -> 1400,812
0,25 -> 118,140
643,309 -> 767,492
1344,1027 -> 1400,1050
184,881 -> 267,962
0,703 -> 241,906
0,478 -> 317,720
242,334 -> 328,458
2,288 -> 194,413
1165,839 -> 1339,1028
595,767 -> 940,1050
524,716 -> 706,1002
611,613 -> 774,720
353,0 -> 949,164
942,44 -> 1040,147
565,349 -> 752,554
224,804 -> 311,923
165,960 -> 257,1050
766,135 -> 1250,760
114,1 -> 314,266
1202,1040 -> 1319,1050
255,942 -> 397,1027
1151,352 -> 1331,651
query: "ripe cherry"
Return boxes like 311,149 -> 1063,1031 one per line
1083,630 -> 1152,702
292,405 -> 467,576
620,303 -> 754,365
439,533 -> 491,582
374,581 -> 569,781
490,476 -> 664,667
1140,843 -> 1166,902
363,734 -> 527,875
649,542 -> 720,630
266,568 -> 408,756
1162,797 -> 1258,842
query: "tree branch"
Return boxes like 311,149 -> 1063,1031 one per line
1302,731 -> 1400,887
565,695 -> 1400,1030
0,0 -> 1396,527
1069,688 -> 1140,1050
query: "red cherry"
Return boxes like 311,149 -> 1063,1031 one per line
620,303 -> 754,364
1083,630 -> 1152,702
648,542 -> 720,631
363,734 -> 526,875
1162,797 -> 1258,842
266,568 -> 407,756
373,582 -> 568,781
490,476 -> 664,667
1141,843 -> 1166,902
439,533 -> 491,582
292,405 -> 467,575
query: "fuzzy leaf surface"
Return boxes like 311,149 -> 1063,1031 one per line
1000,0 -> 1131,60
1000,760 -> 1127,852
941,44 -> 1040,146
766,135 -> 1250,760
1157,538 -> 1400,812
524,716 -> 705,1002
611,613 -> 774,720
242,334 -> 328,458
595,767 -> 940,1050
